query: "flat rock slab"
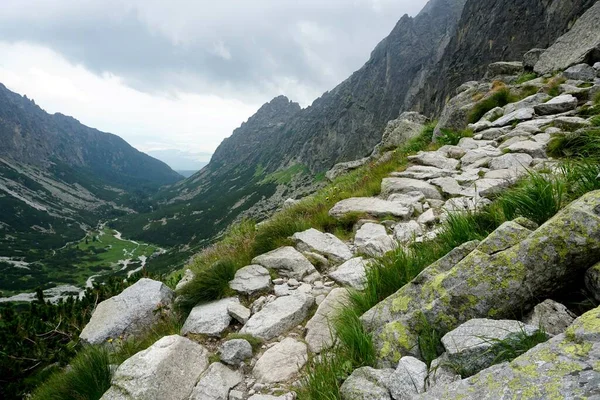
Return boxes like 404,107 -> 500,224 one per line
460,146 -> 502,166
392,166 -> 455,180
476,221 -> 532,255
491,107 -> 534,127
393,220 -> 423,243
329,197 -> 412,220
252,246 -> 317,279
429,177 -> 464,197
340,366 -> 394,400
488,153 -> 533,170
506,140 -> 547,158
253,337 -> 308,383
292,229 -> 353,264
441,318 -> 542,375
181,297 -> 239,337
386,356 -> 427,399
381,177 -> 443,200
504,93 -> 551,115
80,278 -> 174,345
190,362 -> 243,400
219,339 -> 253,366
407,152 -> 460,171
240,293 -> 314,340
305,288 -> 351,353
229,265 -> 271,294
354,223 -> 397,258
534,94 -> 578,115
101,335 -> 209,400
329,257 -> 370,290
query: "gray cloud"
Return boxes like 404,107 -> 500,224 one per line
0,0 -> 428,104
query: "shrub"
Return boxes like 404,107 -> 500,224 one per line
469,88 -> 516,124
437,129 -> 473,146
515,73 -> 538,84
177,259 -> 237,312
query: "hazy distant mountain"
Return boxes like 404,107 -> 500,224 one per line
146,149 -> 211,172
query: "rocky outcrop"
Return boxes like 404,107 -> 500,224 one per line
363,190 -> 600,366
292,229 -> 353,264
229,265 -> 272,295
252,246 -> 317,280
305,288 -> 351,353
252,338 -> 308,383
523,299 -> 576,335
80,279 -> 174,345
181,297 -> 240,337
190,362 -> 243,400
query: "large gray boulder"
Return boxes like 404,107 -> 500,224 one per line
362,190 -> 600,366
476,221 -> 532,255
326,157 -> 370,181
408,152 -> 460,171
292,229 -> 353,264
523,48 -> 545,70
564,63 -> 598,81
386,356 -> 428,398
534,2 -> 600,75
354,223 -> 397,258
415,306 -> 600,399
305,288 -> 351,353
181,297 -> 239,337
100,335 -> 209,400
373,112 -> 428,154
585,261 -> 600,302
503,93 -> 551,115
486,61 -> 523,78
240,293 -> 314,340
329,198 -> 412,220
252,246 -> 317,279
189,362 -> 243,400
329,257 -> 370,290
229,265 -> 271,295
533,94 -> 578,115
381,178 -> 443,200
219,339 -> 253,366
340,367 -> 394,400
433,82 -> 491,139
441,318 -> 542,375
523,299 -> 576,335
253,338 -> 308,383
80,278 -> 174,345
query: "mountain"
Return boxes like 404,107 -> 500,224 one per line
0,83 -> 182,258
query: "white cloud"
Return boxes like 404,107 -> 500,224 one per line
0,41 -> 259,155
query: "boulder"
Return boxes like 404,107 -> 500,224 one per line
229,265 -> 272,295
426,354 -> 461,390
240,293 -> 314,340
329,198 -> 412,220
437,145 -> 467,159
564,63 -> 597,81
100,335 -> 209,400
392,166 -> 455,180
373,112 -> 428,154
219,339 -> 253,366
381,178 -> 443,200
417,209 -> 438,226
415,306 -> 600,399
491,108 -> 535,127
503,93 -> 551,115
340,367 -> 394,400
327,157 -> 370,181
408,152 -> 460,171
387,191 -> 426,207
461,178 -> 509,198
355,223 -> 397,258
189,362 -> 243,400
433,82 -> 491,139
252,246 -> 317,279
506,140 -> 547,158
283,198 -> 300,209
486,61 -> 523,77
458,137 -> 496,149
292,229 -> 353,264
441,318 -> 542,375
534,94 -> 578,115
534,2 -> 600,75
181,297 -> 239,337
523,48 -> 545,70
393,220 -> 423,243
305,288 -> 351,353
429,177 -> 464,197
553,116 -> 591,131
80,278 -> 174,345
253,338 -> 308,383
488,153 -> 533,170
228,302 -> 251,324
386,356 -> 428,398
476,221 -> 532,255
523,299 -> 576,335
362,190 -> 600,366
175,269 -> 195,291
329,257 -> 370,290
248,395 -> 295,400
584,261 -> 600,302
460,146 -> 502,166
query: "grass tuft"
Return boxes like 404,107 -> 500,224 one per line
437,129 -> 473,146
415,313 -> 444,367
225,333 -> 263,351
547,129 -> 600,160
515,73 -> 538,84
177,259 -> 238,312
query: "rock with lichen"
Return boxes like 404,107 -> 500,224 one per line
362,190 -> 600,366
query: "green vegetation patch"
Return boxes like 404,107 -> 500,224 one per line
261,164 -> 309,185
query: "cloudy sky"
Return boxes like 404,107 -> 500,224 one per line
0,0 -> 428,169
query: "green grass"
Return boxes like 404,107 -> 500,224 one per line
30,346 -> 112,400
297,351 -> 351,400
177,259 -> 238,312
224,333 -> 263,351
261,164 -> 309,184
544,76 -> 566,97
515,73 -> 538,84
548,129 -> 600,160
415,313 -> 445,367
437,129 -> 473,146
468,88 -> 517,124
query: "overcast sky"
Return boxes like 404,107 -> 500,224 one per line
0,0 -> 428,168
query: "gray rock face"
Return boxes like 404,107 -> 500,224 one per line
564,63 -> 598,81
229,265 -> 272,295
393,166 -> 455,180
491,108 -> 535,127
374,112 -> 428,154
190,362 -> 243,400
340,367 -> 394,400
181,297 -> 239,337
329,198 -> 412,220
292,229 -> 353,264
355,223 -> 397,258
329,257 -> 370,290
415,306 -> 600,400
381,178 -> 443,200
101,335 -> 209,400
80,278 -> 174,345
175,269 -> 195,291
253,338 -> 308,383
506,140 -> 547,159
326,157 -> 370,181
523,299 -> 576,335
534,94 -> 579,115
585,262 -> 600,302
534,2 -> 600,75
486,61 -> 523,77
386,356 -> 428,398
441,318 -> 542,375
228,302 -> 251,324
240,293 -> 314,340
476,221 -> 532,255
219,339 -> 253,366
488,153 -> 533,170
252,246 -> 317,279
305,288 -> 351,353
523,48 -> 546,70
393,220 -> 423,243
408,152 -> 461,171
503,93 -> 551,116
363,190 -> 600,366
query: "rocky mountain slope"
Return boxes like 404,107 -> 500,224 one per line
0,83 -> 181,259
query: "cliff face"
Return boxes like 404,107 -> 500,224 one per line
412,0 -> 597,116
